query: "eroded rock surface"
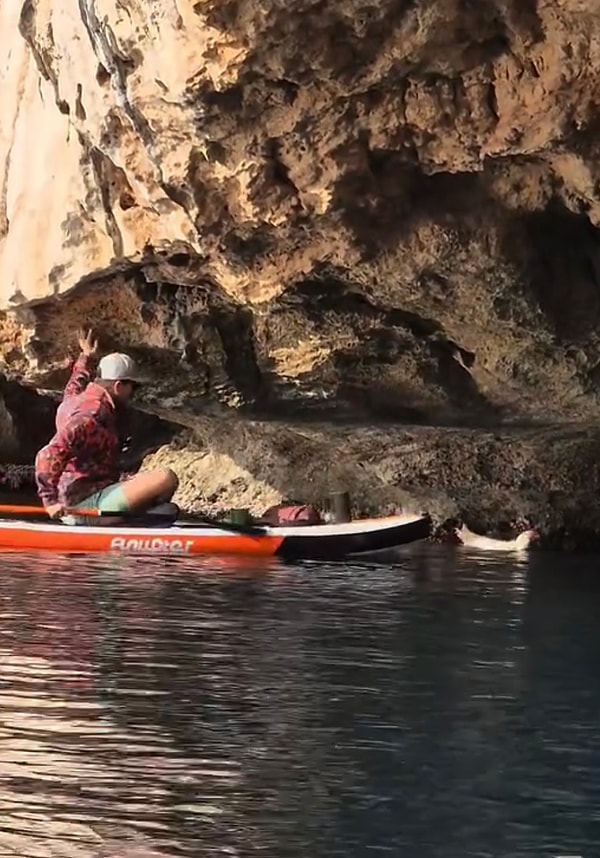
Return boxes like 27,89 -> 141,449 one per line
140,416 -> 600,548
2,0 -> 600,536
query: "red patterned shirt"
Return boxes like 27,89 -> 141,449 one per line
36,382 -> 121,507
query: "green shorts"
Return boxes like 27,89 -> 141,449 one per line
63,482 -> 130,526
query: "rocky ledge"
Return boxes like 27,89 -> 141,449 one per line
4,396 -> 600,549
2,0 -> 600,547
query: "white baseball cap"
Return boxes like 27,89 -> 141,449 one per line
97,353 -> 143,383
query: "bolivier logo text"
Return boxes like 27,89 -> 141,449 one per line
110,537 -> 194,553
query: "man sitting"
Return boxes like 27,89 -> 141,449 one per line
35,352 -> 178,522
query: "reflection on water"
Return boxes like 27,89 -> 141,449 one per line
0,547 -> 599,856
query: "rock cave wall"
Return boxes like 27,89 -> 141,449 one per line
3,0 -> 600,536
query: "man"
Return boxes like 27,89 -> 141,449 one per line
36,351 -> 178,521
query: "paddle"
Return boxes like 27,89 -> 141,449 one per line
0,504 -> 268,536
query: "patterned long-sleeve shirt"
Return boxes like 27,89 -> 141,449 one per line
36,383 -> 121,507
56,353 -> 97,430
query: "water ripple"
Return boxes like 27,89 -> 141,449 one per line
0,547 -> 598,856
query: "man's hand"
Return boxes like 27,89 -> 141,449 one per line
45,502 -> 65,519
77,328 -> 99,357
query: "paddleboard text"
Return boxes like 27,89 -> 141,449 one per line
110,537 -> 194,553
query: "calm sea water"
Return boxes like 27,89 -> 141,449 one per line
0,546 -> 598,858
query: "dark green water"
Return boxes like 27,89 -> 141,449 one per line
0,547 -> 598,857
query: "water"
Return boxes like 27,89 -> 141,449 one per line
0,547 -> 599,858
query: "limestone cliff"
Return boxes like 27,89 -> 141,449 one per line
3,0 -> 600,539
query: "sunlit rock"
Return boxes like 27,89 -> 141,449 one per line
3,0 -> 600,538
